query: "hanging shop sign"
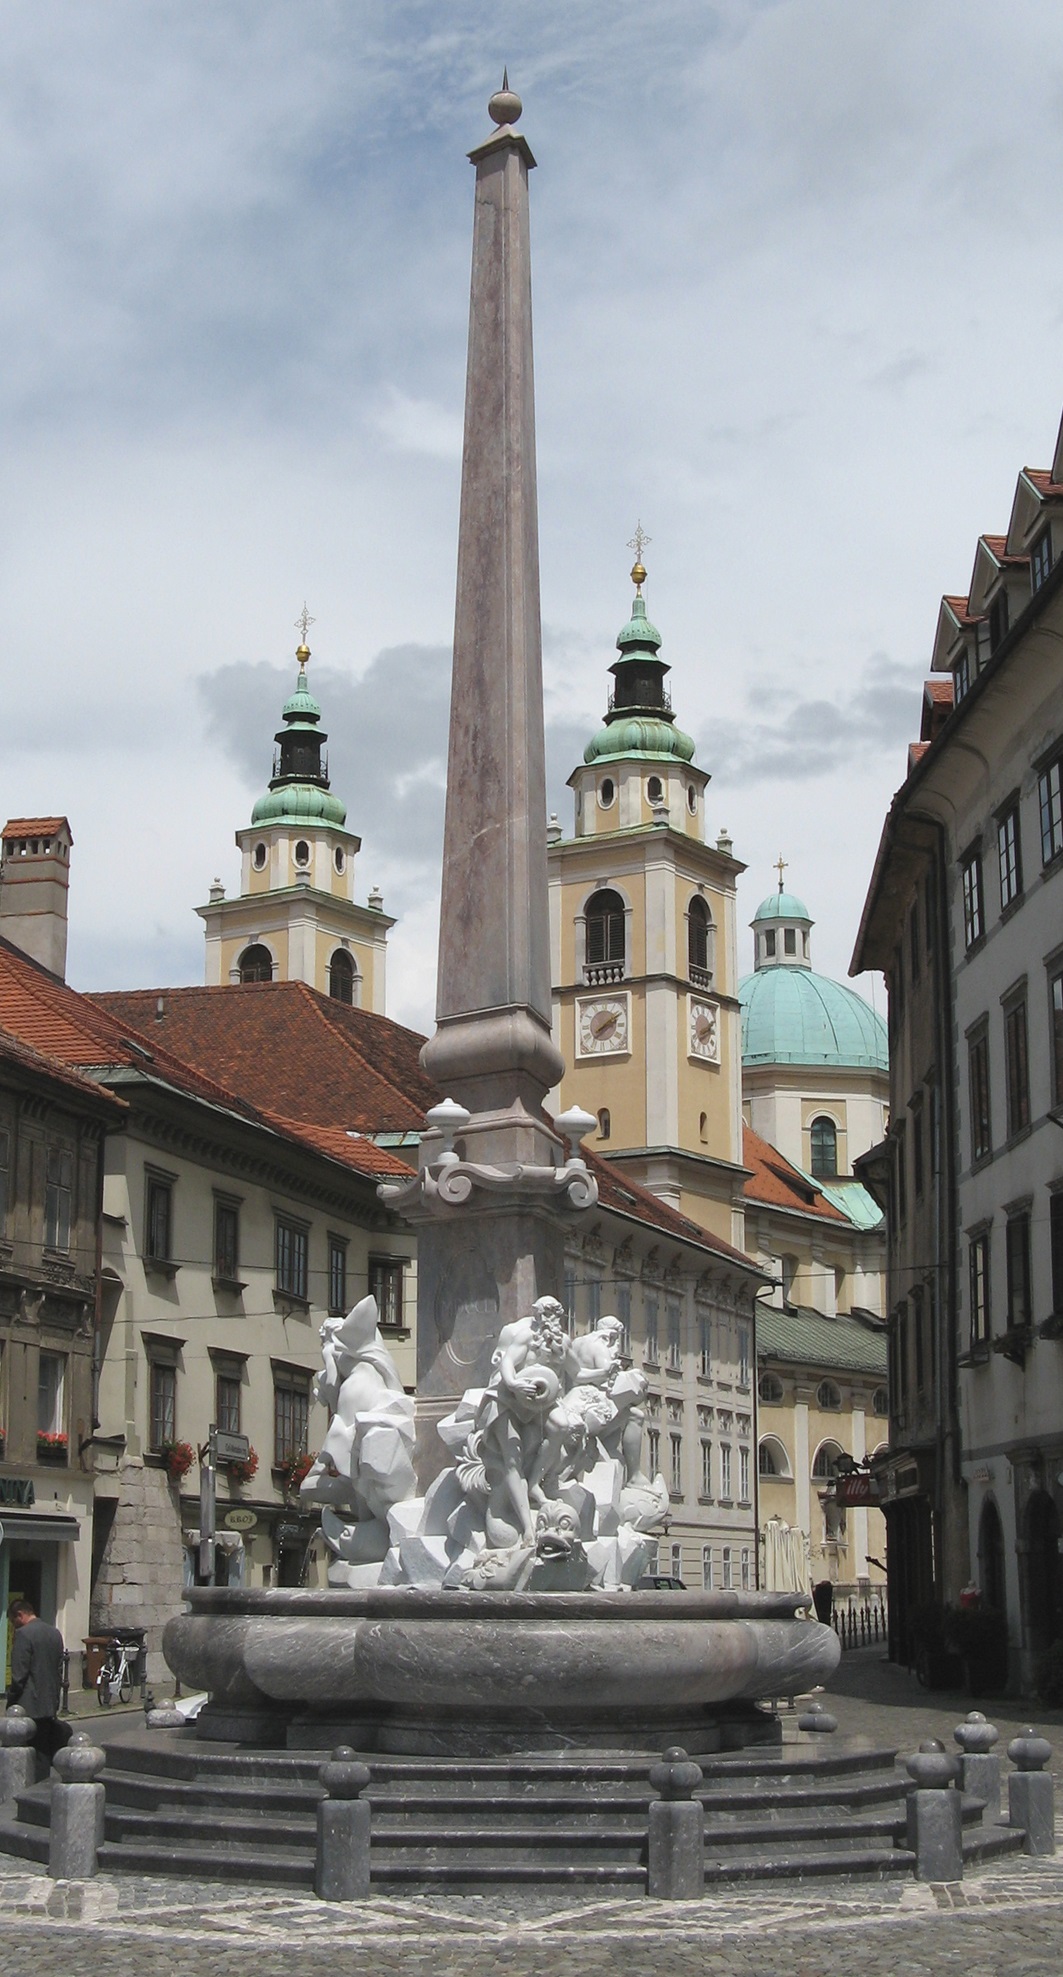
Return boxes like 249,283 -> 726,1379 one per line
223,1508 -> 257,1533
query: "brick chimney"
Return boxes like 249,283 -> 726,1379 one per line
0,817 -> 73,978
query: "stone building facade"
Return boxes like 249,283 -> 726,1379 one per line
855,401 -> 1063,1684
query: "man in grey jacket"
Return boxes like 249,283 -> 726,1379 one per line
7,1600 -> 68,1760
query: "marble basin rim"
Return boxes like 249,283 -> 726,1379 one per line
164,1584 -> 840,1717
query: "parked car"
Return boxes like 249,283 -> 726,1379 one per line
636,1574 -> 687,1591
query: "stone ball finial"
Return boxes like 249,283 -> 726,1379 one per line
53,1731 -> 106,1783
320,1746 -> 371,1799
649,1745 -> 704,1801
1008,1728 -> 1052,1772
906,1738 -> 960,1789
0,1707 -> 36,1748
797,1700 -> 838,1733
488,69 -> 522,127
954,1710 -> 999,1754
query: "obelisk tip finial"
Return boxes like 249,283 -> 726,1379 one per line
488,71 -> 522,127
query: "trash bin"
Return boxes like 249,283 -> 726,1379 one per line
82,1636 -> 112,1689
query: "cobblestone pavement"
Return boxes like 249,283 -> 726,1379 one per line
2,1650 -> 1061,1976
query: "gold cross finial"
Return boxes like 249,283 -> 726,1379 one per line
294,603 -> 315,667
775,855 -> 788,893
627,521 -> 651,592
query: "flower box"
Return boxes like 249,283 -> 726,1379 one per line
36,1432 -> 68,1463
159,1439 -> 196,1483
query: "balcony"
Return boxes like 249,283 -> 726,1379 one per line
583,962 -> 625,987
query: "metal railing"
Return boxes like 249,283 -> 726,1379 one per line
833,1598 -> 889,1649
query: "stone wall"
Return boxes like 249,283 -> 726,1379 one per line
90,1461 -> 187,1683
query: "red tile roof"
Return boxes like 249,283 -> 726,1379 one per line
741,1125 -> 845,1222
908,742 -> 930,770
1024,468 -> 1063,497
924,678 -> 954,705
583,1147 -> 763,1269
942,594 -> 975,621
92,982 -> 437,1133
2,817 -> 70,837
0,1025 -> 126,1118
0,945 -> 406,1185
980,534 -> 1028,568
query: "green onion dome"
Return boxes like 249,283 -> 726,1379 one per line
739,968 -> 888,1070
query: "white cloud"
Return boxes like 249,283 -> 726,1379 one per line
0,0 -> 1059,1029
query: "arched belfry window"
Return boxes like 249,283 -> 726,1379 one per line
809,1116 -> 838,1179
328,949 -> 356,1004
585,888 -> 625,982
238,944 -> 273,984
687,896 -> 713,984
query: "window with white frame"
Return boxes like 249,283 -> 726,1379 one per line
644,1293 -> 659,1364
669,1542 -> 683,1581
700,1438 -> 713,1498
720,1443 -> 732,1499
702,1545 -> 713,1590
722,1546 -> 733,1589
698,1314 -> 711,1377
647,1426 -> 660,1476
669,1433 -> 683,1494
37,1351 -> 66,1436
741,1547 -> 750,1590
666,1298 -> 682,1371
739,1446 -> 750,1502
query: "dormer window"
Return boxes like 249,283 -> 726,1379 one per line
954,651 -> 970,703
988,590 -> 1009,652
1031,530 -> 1052,593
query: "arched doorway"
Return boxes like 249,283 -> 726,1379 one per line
978,1498 -> 1006,1614
1023,1491 -> 1062,1653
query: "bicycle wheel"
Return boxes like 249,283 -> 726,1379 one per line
97,1667 -> 113,1706
118,1667 -> 132,1704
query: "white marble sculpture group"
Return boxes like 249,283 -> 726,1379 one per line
300,1294 -> 670,1592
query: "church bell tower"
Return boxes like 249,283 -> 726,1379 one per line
548,543 -> 748,1249
197,620 -> 393,1009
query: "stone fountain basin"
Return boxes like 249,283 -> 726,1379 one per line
164,1586 -> 840,1754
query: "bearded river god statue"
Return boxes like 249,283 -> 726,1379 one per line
163,1294 -> 842,1755
297,1294 -> 669,1593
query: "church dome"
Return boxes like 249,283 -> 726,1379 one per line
251,783 -> 347,828
584,714 -> 696,765
752,889 -> 811,924
739,967 -> 887,1071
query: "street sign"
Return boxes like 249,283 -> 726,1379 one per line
214,1431 -> 250,1464
223,1508 -> 257,1532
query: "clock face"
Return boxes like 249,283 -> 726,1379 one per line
577,995 -> 629,1056
689,998 -> 720,1062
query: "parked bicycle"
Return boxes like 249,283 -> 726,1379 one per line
96,1633 -> 140,1706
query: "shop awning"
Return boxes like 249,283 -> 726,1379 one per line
0,1512 -> 80,1544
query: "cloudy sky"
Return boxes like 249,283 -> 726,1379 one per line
2,0 -> 1062,1033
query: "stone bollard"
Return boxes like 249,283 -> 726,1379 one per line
1007,1730 -> 1055,1856
647,1746 -> 705,1900
48,1732 -> 106,1881
0,1709 -> 37,1804
797,1700 -> 838,1734
316,1747 -> 371,1902
905,1740 -> 963,1882
954,1712 -> 1001,1824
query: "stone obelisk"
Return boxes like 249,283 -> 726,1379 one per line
388,80 -> 596,1481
